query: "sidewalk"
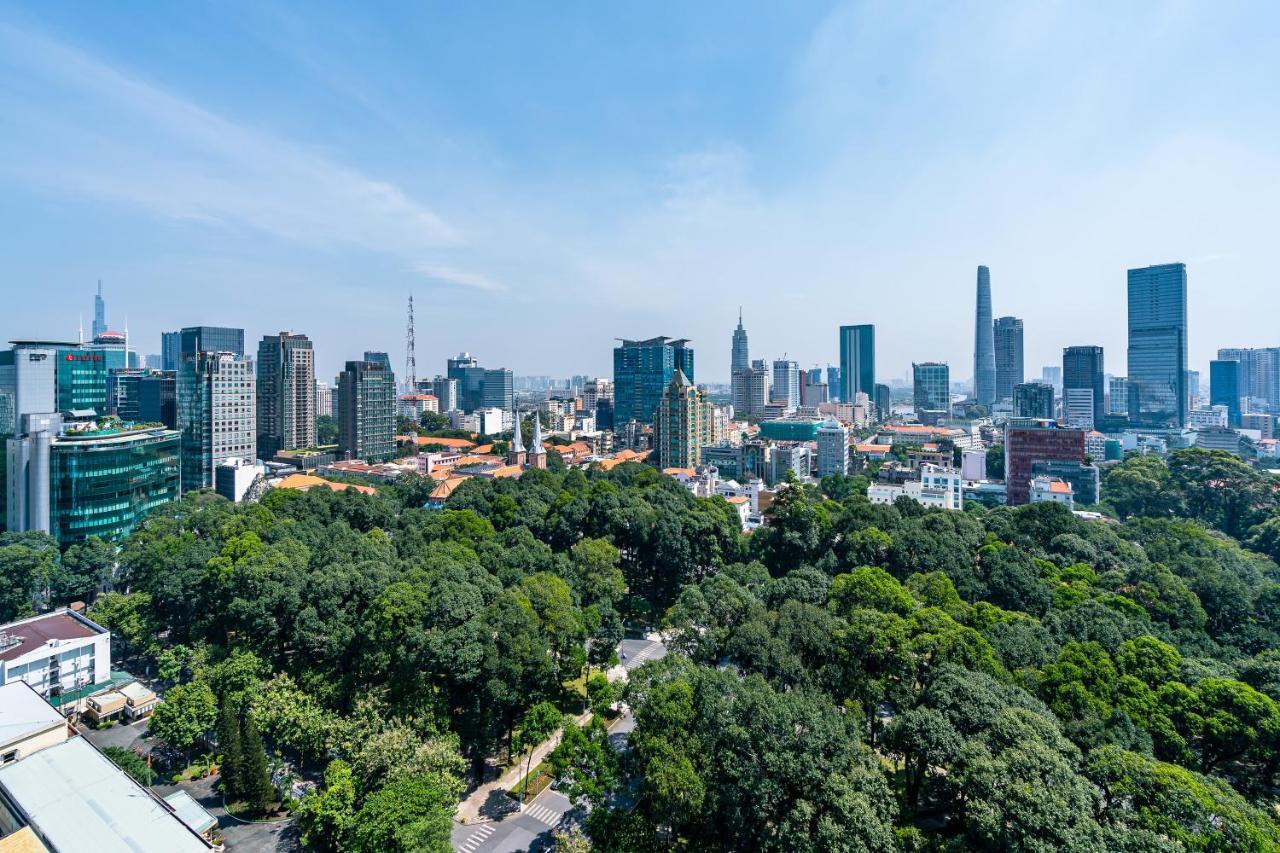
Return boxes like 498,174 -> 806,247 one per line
455,710 -> 590,824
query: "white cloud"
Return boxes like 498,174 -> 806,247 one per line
412,264 -> 505,292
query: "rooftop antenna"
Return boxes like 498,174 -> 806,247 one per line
124,315 -> 130,367
78,314 -> 84,346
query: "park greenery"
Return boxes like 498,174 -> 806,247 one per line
3,445 -> 1277,850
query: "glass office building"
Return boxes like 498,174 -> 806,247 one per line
48,426 -> 181,545
838,325 -> 875,402
1127,263 -> 1188,428
337,358 -> 396,462
912,362 -> 950,413
1210,359 -> 1243,427
1062,346 -> 1105,430
613,337 -> 695,424
993,316 -> 1025,402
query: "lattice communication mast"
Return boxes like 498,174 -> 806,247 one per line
405,293 -> 417,394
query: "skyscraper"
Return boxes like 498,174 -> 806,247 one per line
256,332 -> 317,459
166,327 -> 245,370
92,282 -> 106,340
1217,347 -> 1280,412
973,266 -> 996,406
1210,360 -> 1244,428
1013,382 -> 1055,420
993,316 -> 1024,402
653,370 -> 711,469
838,325 -> 875,402
1062,346 -> 1104,430
730,311 -> 750,415
337,358 -> 396,463
177,351 -> 256,490
613,337 -> 694,425
816,420 -> 850,477
913,362 -> 950,414
1127,263 -> 1188,428
771,358 -> 800,410
826,366 -> 842,401
1004,420 -> 1086,506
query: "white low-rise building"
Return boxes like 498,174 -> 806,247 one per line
867,464 -> 963,510
1029,476 -> 1074,508
0,611 -> 111,708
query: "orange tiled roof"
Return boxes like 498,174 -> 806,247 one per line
429,477 -> 467,500
277,473 -> 377,496
399,435 -> 477,449
663,467 -> 696,477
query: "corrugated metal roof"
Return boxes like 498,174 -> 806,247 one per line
0,738 -> 209,852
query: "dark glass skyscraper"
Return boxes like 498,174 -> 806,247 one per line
1210,360 -> 1243,427
613,337 -> 694,424
973,266 -> 995,406
993,316 -> 1024,402
337,358 -> 396,462
175,327 -> 245,363
838,325 -> 875,402
1063,346 -> 1105,429
1127,263 -> 1188,428
1013,382 -> 1055,419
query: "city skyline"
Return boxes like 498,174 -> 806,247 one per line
4,4 -> 1280,381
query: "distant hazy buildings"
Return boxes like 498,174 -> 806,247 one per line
337,358 -> 396,463
1063,346 -> 1105,430
614,337 -> 694,425
1108,377 -> 1129,416
1127,263 -> 1188,428
973,266 -> 996,406
1218,347 -> 1280,413
993,316 -> 1024,403
446,353 -> 512,414
256,332 -> 316,458
838,325 -> 875,403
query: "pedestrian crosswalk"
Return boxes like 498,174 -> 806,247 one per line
628,643 -> 662,666
456,823 -> 495,852
522,801 -> 562,825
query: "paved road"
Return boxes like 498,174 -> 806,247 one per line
619,636 -> 666,671
452,789 -> 573,853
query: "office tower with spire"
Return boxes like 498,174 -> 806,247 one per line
974,266 -> 996,406
993,316 -> 1024,402
653,369 -> 711,469
730,310 -> 750,415
838,324 -> 875,402
1127,263 -> 1188,428
256,331 -> 317,459
92,281 -> 106,340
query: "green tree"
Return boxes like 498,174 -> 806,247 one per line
548,718 -> 619,806
215,702 -> 243,799
87,591 -> 158,656
316,413 -> 339,445
149,680 -> 217,763
1103,455 -> 1181,520
54,535 -> 115,604
239,715 -> 274,813
102,745 -> 154,786
515,701 -> 564,802
0,534 -> 57,621
250,674 -> 336,769
296,759 -> 357,853
348,774 -> 453,853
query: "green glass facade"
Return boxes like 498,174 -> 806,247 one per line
56,346 -> 129,414
49,427 -> 180,545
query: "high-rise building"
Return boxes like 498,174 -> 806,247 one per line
801,369 -> 828,407
137,371 -> 177,428
1013,382 -> 1055,420
1217,347 -> 1280,413
315,381 -> 335,420
653,370 -> 711,469
613,337 -> 694,425
1127,263 -> 1188,428
973,266 -> 996,405
730,311 -> 751,415
7,414 -> 180,545
874,384 -> 891,421
0,342 -> 66,433
256,332 -> 316,459
816,420 -> 850,478
1108,377 -> 1129,416
771,359 -> 800,410
173,327 -> 245,365
1210,359 -> 1244,428
826,366 -> 842,401
482,368 -> 514,411
1004,420 -> 1086,506
92,282 -> 107,340
426,376 -> 458,413
913,362 -> 950,414
337,358 -> 396,463
838,325 -> 875,403
105,368 -> 147,422
583,378 -> 613,412
993,316 -> 1024,402
177,352 -> 256,490
1041,365 -> 1062,391
739,360 -> 770,419
1062,346 -> 1104,430
54,335 -> 136,415
160,331 -> 180,371
1186,369 -> 1201,411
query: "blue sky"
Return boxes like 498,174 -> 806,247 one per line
2,2 -> 1279,384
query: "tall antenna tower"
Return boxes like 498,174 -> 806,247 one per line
405,293 -> 417,394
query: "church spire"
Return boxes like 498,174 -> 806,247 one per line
529,412 -> 547,469
508,406 -> 527,467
